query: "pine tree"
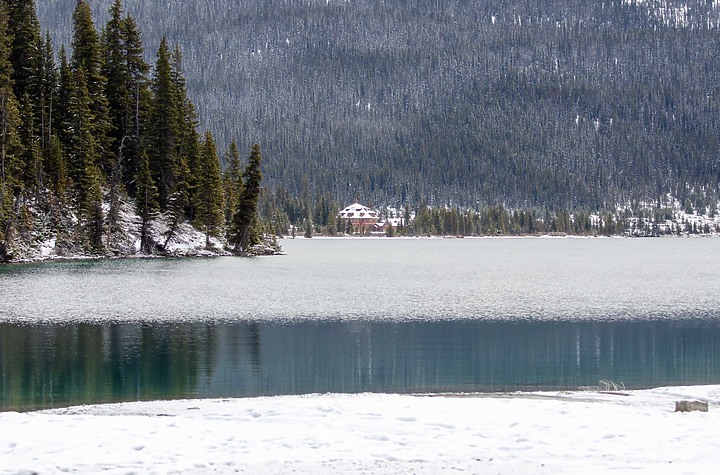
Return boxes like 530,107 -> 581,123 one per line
65,68 -> 104,251
4,0 -> 44,192
231,143 -> 263,253
82,156 -> 104,252
102,0 -> 129,193
71,0 -> 111,172
0,2 -> 22,257
17,92 -> 41,189
44,134 -> 67,198
103,0 -> 128,135
146,37 -> 179,209
195,131 -> 224,248
38,33 -> 57,155
55,46 -> 70,152
222,139 -> 242,229
120,14 -> 150,192
4,0 -> 41,102
171,46 -> 200,220
303,216 -> 313,238
385,219 -> 394,237
103,0 -> 149,192
135,150 -> 158,254
52,45 -> 75,203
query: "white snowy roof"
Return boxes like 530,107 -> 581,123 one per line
338,203 -> 378,219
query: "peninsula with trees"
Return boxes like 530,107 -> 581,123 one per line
0,0 -> 275,262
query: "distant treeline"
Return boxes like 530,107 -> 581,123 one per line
259,191 -> 720,238
0,0 -> 263,260
37,0 -> 720,210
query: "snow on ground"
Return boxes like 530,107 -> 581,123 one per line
2,386 -> 720,474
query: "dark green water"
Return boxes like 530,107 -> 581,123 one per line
3,319 -> 720,411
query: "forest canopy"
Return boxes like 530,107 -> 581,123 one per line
37,0 -> 720,210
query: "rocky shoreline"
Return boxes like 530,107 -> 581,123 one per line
1,193 -> 282,264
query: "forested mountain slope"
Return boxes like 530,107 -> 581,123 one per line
38,0 -> 720,209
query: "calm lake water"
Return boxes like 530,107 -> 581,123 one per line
2,237 -> 720,410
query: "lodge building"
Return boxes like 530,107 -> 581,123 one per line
338,203 -> 381,234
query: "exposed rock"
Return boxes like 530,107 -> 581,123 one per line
234,236 -> 284,257
675,400 -> 709,412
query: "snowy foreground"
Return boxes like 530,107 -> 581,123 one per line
2,386 -> 720,474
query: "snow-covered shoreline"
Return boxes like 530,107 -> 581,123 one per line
2,386 -> 719,474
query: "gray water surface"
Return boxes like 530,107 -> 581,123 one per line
2,238 -> 720,411
2,237 -> 719,322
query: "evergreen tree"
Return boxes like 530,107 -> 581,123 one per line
82,157 -> 104,252
55,46 -> 70,152
194,131 -> 224,248
38,33 -> 57,155
70,0 -> 111,171
121,14 -> 150,192
231,143 -> 263,253
43,134 -> 67,198
4,0 -> 43,192
385,219 -> 394,237
222,139 -> 242,230
4,0 -> 41,105
135,150 -> 158,254
103,0 -> 149,193
103,0 -> 129,190
0,2 -> 22,257
161,155 -> 191,252
171,46 -> 200,220
17,92 -> 41,189
146,37 -> 179,209
65,68 -> 104,251
303,216 -> 313,238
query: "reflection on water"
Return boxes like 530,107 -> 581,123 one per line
3,239 -> 720,410
3,319 -> 720,411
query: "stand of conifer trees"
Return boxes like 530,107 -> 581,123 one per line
0,0 -> 262,260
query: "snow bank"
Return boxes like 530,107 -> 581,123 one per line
2,386 -> 720,474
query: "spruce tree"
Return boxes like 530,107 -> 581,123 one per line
4,0 -> 41,102
44,135 -> 68,198
103,0 -> 128,133
103,0 -> 149,192
231,143 -> 263,253
135,150 -> 158,254
103,0 -> 129,191
222,139 -> 242,230
171,46 -> 200,220
120,14 -> 150,192
146,37 -> 179,209
304,217 -> 313,238
38,33 -> 57,156
0,2 -> 22,257
55,46 -> 70,152
52,45 -> 75,203
65,68 -> 104,251
4,0 -> 44,193
17,92 -> 41,189
195,131 -> 224,248
70,0 -> 111,172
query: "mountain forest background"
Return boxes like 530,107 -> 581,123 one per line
39,0 -> 720,211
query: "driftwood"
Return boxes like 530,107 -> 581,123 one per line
675,400 -> 709,412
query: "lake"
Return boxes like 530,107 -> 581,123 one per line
2,237 -> 720,410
